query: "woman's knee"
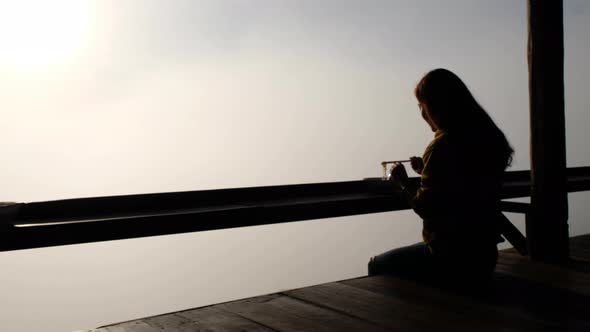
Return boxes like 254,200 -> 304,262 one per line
367,243 -> 431,276
367,256 -> 380,276
367,255 -> 394,276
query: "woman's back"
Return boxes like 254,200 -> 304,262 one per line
414,130 -> 505,254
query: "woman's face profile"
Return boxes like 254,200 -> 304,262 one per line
418,102 -> 438,132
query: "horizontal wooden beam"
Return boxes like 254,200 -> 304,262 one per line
1,167 -> 590,252
500,201 -> 531,214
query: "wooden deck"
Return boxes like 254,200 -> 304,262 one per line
91,234 -> 590,332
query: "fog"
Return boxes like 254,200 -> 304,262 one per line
0,1 -> 589,331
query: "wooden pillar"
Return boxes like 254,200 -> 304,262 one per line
527,0 -> 569,262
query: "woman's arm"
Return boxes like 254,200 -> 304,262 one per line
407,136 -> 460,220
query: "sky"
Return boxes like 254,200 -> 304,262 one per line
0,1 -> 589,331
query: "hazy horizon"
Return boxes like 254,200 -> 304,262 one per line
1,1 -> 589,331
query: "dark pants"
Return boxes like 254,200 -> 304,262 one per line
368,242 -> 498,287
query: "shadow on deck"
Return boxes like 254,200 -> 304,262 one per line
92,234 -> 590,332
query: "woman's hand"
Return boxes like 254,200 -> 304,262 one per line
389,162 -> 409,190
410,156 -> 424,175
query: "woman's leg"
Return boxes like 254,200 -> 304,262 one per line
368,242 -> 437,280
433,244 -> 499,292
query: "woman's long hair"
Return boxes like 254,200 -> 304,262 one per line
414,68 -> 513,167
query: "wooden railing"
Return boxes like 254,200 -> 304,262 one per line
1,167 -> 590,252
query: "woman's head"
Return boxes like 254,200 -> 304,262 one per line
415,68 -> 478,132
414,68 -> 514,167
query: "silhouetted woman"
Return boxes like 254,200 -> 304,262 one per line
368,68 -> 513,284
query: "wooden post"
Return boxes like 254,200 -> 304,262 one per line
527,0 -> 569,262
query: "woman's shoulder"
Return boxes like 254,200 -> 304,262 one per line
422,131 -> 458,163
425,131 -> 452,152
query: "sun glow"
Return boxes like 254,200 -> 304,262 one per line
0,1 -> 91,66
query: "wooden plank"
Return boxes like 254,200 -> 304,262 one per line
504,234 -> 590,262
570,234 -> 590,247
142,312 -> 204,332
501,247 -> 520,254
501,250 -> 590,268
500,201 -> 531,214
500,251 -> 590,273
218,294 -> 389,332
566,259 -> 590,274
100,320 -> 160,332
571,255 -> 590,264
495,259 -> 585,290
570,246 -> 590,260
495,255 -> 590,295
342,275 -> 556,332
285,281 -> 486,332
570,241 -> 590,253
176,306 -> 277,331
504,248 -> 523,255
489,272 -> 590,329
